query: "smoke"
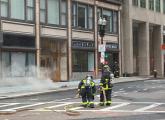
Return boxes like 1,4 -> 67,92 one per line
0,63 -> 56,92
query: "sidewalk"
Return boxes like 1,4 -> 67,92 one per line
0,76 -> 153,99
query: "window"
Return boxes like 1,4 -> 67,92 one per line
103,9 -> 113,33
72,2 -> 93,30
88,6 -> 93,29
47,0 -> 59,24
61,0 -> 67,26
132,0 -> 138,6
26,0 -> 34,21
149,0 -> 154,10
98,8 -> 118,34
2,52 -> 35,77
40,0 -> 66,25
72,3 -> 77,27
163,0 -> 165,13
0,0 -> 8,17
78,4 -> 87,28
72,51 -> 94,72
155,0 -> 160,12
113,11 -> 118,33
140,0 -> 146,8
40,0 -> 46,23
11,0 -> 25,20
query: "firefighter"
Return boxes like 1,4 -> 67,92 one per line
99,65 -> 113,106
113,61 -> 119,78
78,75 -> 96,108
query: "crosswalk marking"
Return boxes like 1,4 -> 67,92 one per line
134,103 -> 163,112
100,103 -> 130,111
0,102 -> 45,112
0,103 -> 19,108
45,103 -> 72,109
0,102 -> 165,113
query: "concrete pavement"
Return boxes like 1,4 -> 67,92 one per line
0,76 -> 155,99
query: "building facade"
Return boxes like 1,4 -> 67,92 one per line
0,0 -> 121,81
122,0 -> 165,77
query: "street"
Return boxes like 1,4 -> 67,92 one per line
0,79 -> 165,120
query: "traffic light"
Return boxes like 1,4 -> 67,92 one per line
105,52 -> 109,58
104,52 -> 109,65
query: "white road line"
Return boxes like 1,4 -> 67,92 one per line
100,103 -> 130,111
0,103 -> 45,112
69,107 -> 84,110
46,103 -> 72,109
0,103 -> 19,108
134,103 -> 162,112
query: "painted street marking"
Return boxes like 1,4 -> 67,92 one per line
134,103 -> 163,112
69,107 -> 84,110
30,102 -> 165,113
0,103 -> 45,112
45,103 -> 72,109
0,103 -> 20,108
100,103 -> 130,111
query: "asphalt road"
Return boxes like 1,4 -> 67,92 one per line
0,79 -> 165,120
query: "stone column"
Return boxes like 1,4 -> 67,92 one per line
138,22 -> 150,76
35,0 -> 40,78
94,0 -> 98,77
67,0 -> 72,80
122,0 -> 134,75
153,25 -> 164,76
122,19 -> 134,75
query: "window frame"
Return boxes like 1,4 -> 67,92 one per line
0,0 -> 9,18
132,0 -> 138,6
163,0 -> 165,13
25,0 -> 35,21
97,7 -> 119,34
155,0 -> 161,12
140,0 -> 146,8
72,50 -> 95,72
71,1 -> 94,31
0,0 -> 35,23
149,0 -> 154,10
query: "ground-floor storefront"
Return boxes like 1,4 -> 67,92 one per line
0,33 -> 36,78
40,38 -> 67,82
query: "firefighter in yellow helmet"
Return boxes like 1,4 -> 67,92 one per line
78,75 -> 96,108
99,65 -> 113,106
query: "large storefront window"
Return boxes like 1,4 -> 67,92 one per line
72,2 -> 93,30
2,52 -> 35,77
11,0 -> 25,20
72,51 -> 94,72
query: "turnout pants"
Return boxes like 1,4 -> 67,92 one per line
100,89 -> 112,105
80,87 -> 94,107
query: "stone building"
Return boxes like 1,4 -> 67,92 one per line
0,0 -> 122,81
121,0 -> 165,77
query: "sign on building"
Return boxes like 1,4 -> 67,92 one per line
98,44 -> 106,52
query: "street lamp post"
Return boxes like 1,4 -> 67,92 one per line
98,17 -> 107,75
